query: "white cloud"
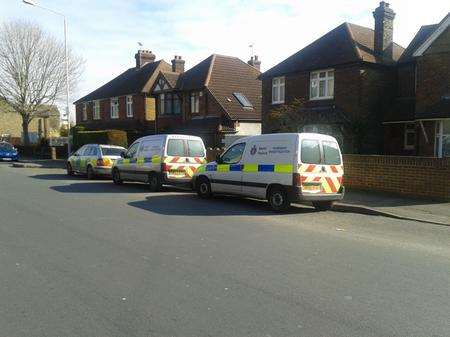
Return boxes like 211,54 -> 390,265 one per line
1,0 -> 449,108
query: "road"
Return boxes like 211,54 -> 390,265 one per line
0,162 -> 449,337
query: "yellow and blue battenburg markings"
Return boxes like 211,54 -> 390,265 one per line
117,155 -> 162,166
201,163 -> 293,174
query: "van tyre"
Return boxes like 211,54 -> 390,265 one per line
313,201 -> 334,211
86,165 -> 95,180
268,186 -> 290,212
196,177 -> 212,199
148,172 -> 162,192
67,162 -> 74,176
112,168 -> 123,185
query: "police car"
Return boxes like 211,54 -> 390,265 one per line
193,133 -> 344,211
67,144 -> 126,179
111,134 -> 206,191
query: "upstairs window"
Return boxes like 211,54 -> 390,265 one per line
233,92 -> 253,108
126,95 -> 133,117
159,94 -> 165,115
272,77 -> 285,104
191,92 -> 200,114
82,103 -> 87,121
93,101 -> 100,120
159,93 -> 181,115
310,69 -> 334,100
110,97 -> 119,119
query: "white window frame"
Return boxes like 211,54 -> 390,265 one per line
93,100 -> 100,120
82,103 -> 87,121
435,120 -> 450,158
126,95 -> 133,117
404,123 -> 416,150
110,97 -> 119,119
190,92 -> 200,114
310,69 -> 334,100
272,76 -> 285,104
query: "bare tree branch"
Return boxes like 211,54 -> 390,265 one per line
0,20 -> 84,144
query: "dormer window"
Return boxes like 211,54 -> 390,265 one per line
310,69 -> 334,100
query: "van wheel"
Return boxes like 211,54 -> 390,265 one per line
67,162 -> 74,176
196,177 -> 212,199
148,172 -> 162,192
268,186 -> 290,212
313,201 -> 334,211
86,165 -> 95,180
112,168 -> 123,185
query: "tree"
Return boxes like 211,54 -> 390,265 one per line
0,20 -> 84,144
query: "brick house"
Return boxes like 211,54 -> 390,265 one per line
383,13 -> 450,157
261,2 -> 404,154
75,51 -> 261,148
151,54 -> 262,147
74,50 -> 172,136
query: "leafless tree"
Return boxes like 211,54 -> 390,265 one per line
0,20 -> 84,144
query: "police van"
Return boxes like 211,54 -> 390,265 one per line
193,133 -> 344,211
112,134 -> 206,191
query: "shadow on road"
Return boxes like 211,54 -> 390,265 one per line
31,173 -> 83,181
128,194 -> 317,216
50,181 -> 151,193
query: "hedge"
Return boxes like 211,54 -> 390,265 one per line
72,129 -> 128,151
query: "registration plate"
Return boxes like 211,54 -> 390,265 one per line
169,170 -> 185,176
302,184 -> 321,193
1,158 -> 12,161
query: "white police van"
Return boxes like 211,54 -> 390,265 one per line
193,133 -> 344,211
112,134 -> 206,191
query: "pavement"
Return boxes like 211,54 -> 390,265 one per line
9,159 -> 450,226
1,162 -> 450,337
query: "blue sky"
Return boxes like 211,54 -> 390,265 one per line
1,0 -> 449,115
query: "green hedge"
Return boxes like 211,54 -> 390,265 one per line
72,129 -> 128,151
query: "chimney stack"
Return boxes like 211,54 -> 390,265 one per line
171,55 -> 185,73
248,55 -> 261,71
135,50 -> 156,68
373,2 -> 396,61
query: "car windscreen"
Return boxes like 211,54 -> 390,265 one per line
167,139 -> 186,156
101,147 -> 125,156
187,140 -> 205,157
0,143 -> 13,150
322,141 -> 341,165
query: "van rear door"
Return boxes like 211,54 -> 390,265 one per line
164,137 -> 206,181
298,138 -> 343,195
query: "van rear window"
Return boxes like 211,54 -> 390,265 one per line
167,139 -> 185,156
323,141 -> 341,165
187,140 -> 205,157
301,140 -> 321,164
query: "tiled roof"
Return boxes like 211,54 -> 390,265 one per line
160,71 -> 181,89
74,60 -> 171,103
262,22 -> 404,78
398,24 -> 438,63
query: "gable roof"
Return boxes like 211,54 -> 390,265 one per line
74,60 -> 171,104
398,24 -> 439,63
262,22 -> 404,78
412,13 -> 450,57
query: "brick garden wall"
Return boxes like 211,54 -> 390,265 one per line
343,154 -> 450,200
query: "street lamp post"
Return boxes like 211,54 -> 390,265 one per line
22,0 -> 72,156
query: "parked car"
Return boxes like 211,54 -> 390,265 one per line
0,142 -> 19,162
193,133 -> 344,211
112,134 -> 206,191
67,144 -> 126,179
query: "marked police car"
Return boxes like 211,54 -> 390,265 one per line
67,144 -> 126,179
111,134 -> 206,191
193,133 -> 344,211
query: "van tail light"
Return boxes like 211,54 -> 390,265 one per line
161,163 -> 169,173
293,173 -> 303,187
97,158 -> 112,167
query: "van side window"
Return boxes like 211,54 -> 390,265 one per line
126,142 -> 140,158
322,141 -> 341,165
301,140 -> 321,164
221,143 -> 245,164
167,139 -> 185,157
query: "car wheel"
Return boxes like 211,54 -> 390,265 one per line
148,172 -> 162,192
196,177 -> 212,199
312,201 -> 334,211
268,186 -> 290,212
86,165 -> 95,180
67,162 -> 74,176
112,168 -> 123,185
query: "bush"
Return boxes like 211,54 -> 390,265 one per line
73,129 -> 128,151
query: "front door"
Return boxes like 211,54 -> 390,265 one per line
210,142 -> 246,195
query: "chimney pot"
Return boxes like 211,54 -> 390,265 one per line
172,55 -> 185,73
135,50 -> 156,68
373,1 -> 396,61
248,55 -> 261,71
